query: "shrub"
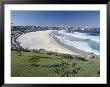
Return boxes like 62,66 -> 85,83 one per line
28,55 -> 40,67
53,59 -> 81,77
50,63 -> 61,67
75,55 -> 87,61
11,47 -> 17,51
21,48 -> 30,52
39,49 -> 45,51
46,51 -> 55,55
32,49 -> 40,53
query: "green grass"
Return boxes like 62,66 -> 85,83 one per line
11,50 -> 100,77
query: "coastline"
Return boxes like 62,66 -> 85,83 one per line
17,30 -> 76,55
49,31 -> 99,58
17,30 -> 99,58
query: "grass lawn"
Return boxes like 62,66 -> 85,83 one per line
11,49 -> 100,77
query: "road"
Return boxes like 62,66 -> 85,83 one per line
11,33 -> 22,48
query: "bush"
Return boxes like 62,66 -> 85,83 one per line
61,53 -> 75,59
32,49 -> 40,53
50,63 -> 61,67
75,55 -> 87,61
22,48 -> 30,52
46,51 -> 55,55
39,49 -> 45,51
53,59 -> 81,77
28,55 -> 40,67
11,47 -> 17,51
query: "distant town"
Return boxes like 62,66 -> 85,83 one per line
11,25 -> 97,49
11,25 -> 95,33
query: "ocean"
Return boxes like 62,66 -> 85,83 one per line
50,28 -> 100,55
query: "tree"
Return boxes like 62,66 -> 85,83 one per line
53,59 -> 81,77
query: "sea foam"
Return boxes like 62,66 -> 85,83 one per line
51,29 -> 100,55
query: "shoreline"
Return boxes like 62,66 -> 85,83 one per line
49,32 -> 99,58
17,30 -> 99,58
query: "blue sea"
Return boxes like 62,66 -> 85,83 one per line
50,28 -> 100,55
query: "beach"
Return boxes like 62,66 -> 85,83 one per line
17,30 -> 80,55
17,30 -> 97,57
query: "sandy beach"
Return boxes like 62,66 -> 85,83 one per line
17,30 -> 83,55
17,30 -> 100,58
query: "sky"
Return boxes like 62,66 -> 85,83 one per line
11,11 -> 100,28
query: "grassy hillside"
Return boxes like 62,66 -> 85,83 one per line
11,49 -> 100,77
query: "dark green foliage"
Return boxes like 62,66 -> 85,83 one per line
21,48 -> 30,52
27,54 -> 81,77
40,65 -> 50,67
11,47 -> 17,51
53,59 -> 81,77
71,63 -> 81,76
15,47 -> 21,56
12,47 -> 30,52
32,49 -> 41,53
46,52 -> 75,59
50,63 -> 61,67
62,54 -> 75,59
28,55 -> 40,67
46,51 -> 56,55
11,46 -> 22,56
38,49 -> 47,54
39,49 -> 45,51
75,56 -> 87,61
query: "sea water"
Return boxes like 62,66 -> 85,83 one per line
50,28 -> 100,55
